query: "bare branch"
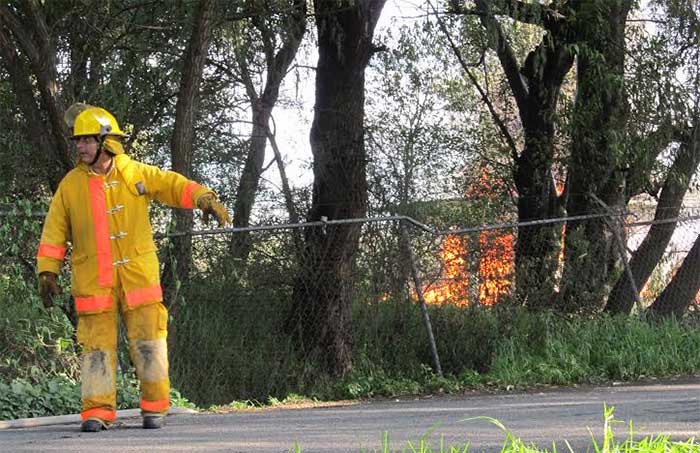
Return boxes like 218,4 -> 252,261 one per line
429,0 -> 519,162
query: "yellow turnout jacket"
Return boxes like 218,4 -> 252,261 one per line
37,154 -> 212,314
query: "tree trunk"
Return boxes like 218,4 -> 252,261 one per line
0,25 -> 62,191
558,0 -> 632,313
162,0 -> 215,310
471,0 -> 574,307
229,105 -> 272,261
268,129 -> 304,257
606,123 -> 700,314
286,0 -> 386,378
229,0 -> 307,263
0,2 -> 72,187
647,232 -> 700,318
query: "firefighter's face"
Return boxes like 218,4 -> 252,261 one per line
74,136 -> 98,164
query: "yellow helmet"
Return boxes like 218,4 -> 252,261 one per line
65,103 -> 129,140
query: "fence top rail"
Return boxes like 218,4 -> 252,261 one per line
157,212 -> 627,238
155,212 -> 700,238
154,215 -> 435,238
3,209 -> 699,239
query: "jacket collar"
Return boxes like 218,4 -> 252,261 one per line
114,154 -> 142,196
77,154 -> 140,196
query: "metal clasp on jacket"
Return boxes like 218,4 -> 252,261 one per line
109,231 -> 128,240
107,205 -> 124,214
112,258 -> 131,266
104,181 -> 119,189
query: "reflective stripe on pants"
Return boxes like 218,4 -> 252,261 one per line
77,278 -> 169,423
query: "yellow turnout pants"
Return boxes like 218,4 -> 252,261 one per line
76,279 -> 170,424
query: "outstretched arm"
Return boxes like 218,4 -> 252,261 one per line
139,163 -> 231,226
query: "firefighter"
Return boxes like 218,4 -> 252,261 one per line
37,104 -> 231,432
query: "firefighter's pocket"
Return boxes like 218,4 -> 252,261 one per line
157,303 -> 168,335
71,254 -> 88,266
70,255 -> 101,297
76,310 -> 115,347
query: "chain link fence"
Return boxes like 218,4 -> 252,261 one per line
2,206 -> 699,403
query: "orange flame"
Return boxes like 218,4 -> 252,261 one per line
478,231 -> 514,306
413,167 -> 520,306
421,235 -> 469,306
418,232 -> 514,307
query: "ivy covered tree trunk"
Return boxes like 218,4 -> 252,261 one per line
558,0 -> 632,313
0,2 -> 72,190
286,0 -> 386,377
469,0 -> 575,307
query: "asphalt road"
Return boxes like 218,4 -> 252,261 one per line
1,379 -> 698,452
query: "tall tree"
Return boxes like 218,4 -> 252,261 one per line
557,0 -> 633,312
605,0 -> 700,315
0,2 -> 195,194
606,122 -> 700,314
448,0 -> 576,307
0,1 -> 72,190
228,0 -> 307,263
644,0 -> 700,317
648,215 -> 700,318
286,0 -> 386,377
366,22 -> 472,216
163,0 -> 217,308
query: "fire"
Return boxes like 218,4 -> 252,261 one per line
478,230 -> 514,306
414,166 -> 519,306
419,231 -> 514,306
421,235 -> 469,306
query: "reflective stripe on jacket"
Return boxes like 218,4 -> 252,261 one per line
37,154 -> 212,313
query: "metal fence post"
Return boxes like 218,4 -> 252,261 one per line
400,221 -> 443,378
589,194 -> 642,312
610,217 -> 642,312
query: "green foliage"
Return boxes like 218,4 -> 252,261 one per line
0,200 -> 79,386
3,218 -> 700,417
173,263 -> 700,404
0,294 -> 78,382
366,21 -> 477,217
169,264 -> 304,405
0,375 -> 80,420
0,371 -> 194,420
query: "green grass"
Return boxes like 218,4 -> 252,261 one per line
171,277 -> 700,406
287,406 -> 699,453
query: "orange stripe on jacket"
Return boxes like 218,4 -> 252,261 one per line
140,398 -> 169,412
125,285 -> 163,308
81,407 -> 117,422
88,177 -> 113,287
37,243 -> 67,260
180,182 -> 202,209
75,294 -> 112,313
